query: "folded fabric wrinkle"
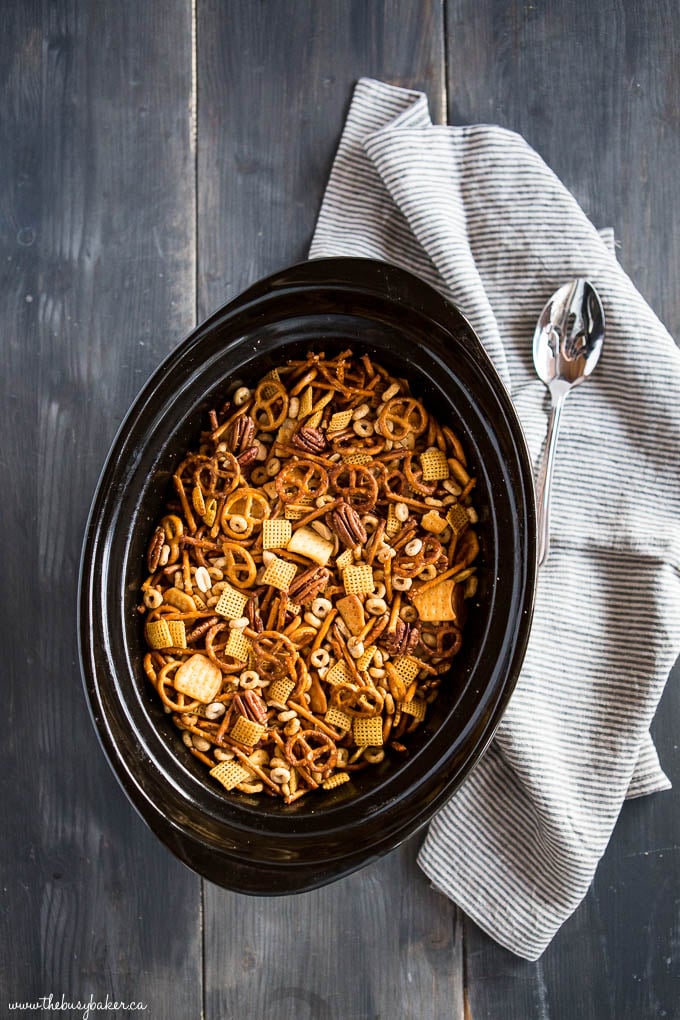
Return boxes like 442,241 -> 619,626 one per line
310,76 -> 680,960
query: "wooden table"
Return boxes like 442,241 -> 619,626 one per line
3,3 -> 678,1017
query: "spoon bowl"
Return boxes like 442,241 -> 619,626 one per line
532,279 -> 605,564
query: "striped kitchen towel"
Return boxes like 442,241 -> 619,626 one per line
310,77 -> 680,960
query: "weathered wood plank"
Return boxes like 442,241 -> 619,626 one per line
196,0 -> 447,319
445,2 -> 680,1016
0,1 -> 201,1014
197,2 -> 461,1017
204,841 -> 463,1020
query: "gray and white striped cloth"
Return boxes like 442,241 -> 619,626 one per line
309,77 -> 680,960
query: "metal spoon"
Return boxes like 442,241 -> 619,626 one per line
532,278 -> 605,566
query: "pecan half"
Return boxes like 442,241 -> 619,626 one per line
237,445 -> 259,467
146,526 -> 165,572
331,501 -> 367,548
292,426 -> 328,454
382,618 -> 419,657
187,615 -> 219,644
228,413 -> 256,453
246,595 -> 264,633
287,565 -> 331,605
243,689 -> 268,724
233,691 -> 268,724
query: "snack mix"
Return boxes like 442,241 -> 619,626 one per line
139,350 -> 479,802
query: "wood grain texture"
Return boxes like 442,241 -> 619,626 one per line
445,2 -> 680,1016
196,3 -> 462,1017
0,1 -> 201,1014
204,841 -> 462,1020
196,0 -> 447,319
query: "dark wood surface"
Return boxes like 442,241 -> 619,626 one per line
1,2 -> 677,1017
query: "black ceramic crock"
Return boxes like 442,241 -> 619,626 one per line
78,257 -> 537,894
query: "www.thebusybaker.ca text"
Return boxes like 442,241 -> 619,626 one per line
8,993 -> 148,1019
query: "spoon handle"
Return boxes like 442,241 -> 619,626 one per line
536,392 -> 567,566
